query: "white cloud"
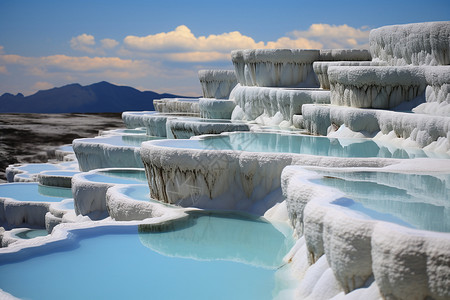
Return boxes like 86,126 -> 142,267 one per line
122,24 -> 369,63
70,34 -> 119,54
290,24 -> 370,49
0,65 -> 7,74
101,38 -> 119,49
70,34 -> 96,53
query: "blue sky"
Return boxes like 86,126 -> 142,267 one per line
0,0 -> 449,96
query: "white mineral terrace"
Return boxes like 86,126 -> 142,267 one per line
153,98 -> 200,114
328,66 -> 427,108
370,21 -> 450,66
230,85 -> 330,125
1,20 -> 450,300
198,69 -> 237,99
231,49 -> 320,87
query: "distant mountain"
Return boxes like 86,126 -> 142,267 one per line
0,81 -> 186,113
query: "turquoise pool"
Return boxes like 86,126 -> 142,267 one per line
84,169 -> 147,185
76,135 -> 162,147
156,132 -> 441,159
0,183 -> 72,202
0,212 -> 294,300
315,172 -> 450,232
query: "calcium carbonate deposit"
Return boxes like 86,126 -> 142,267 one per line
1,21 -> 449,300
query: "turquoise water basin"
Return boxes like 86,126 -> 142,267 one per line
15,229 -> 48,239
0,183 -> 72,202
156,132 -> 442,159
84,169 -> 147,185
315,172 -> 450,232
76,135 -> 162,147
0,212 -> 294,300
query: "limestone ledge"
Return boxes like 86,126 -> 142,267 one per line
166,118 -> 250,139
153,98 -> 200,114
198,70 -> 237,99
140,135 -> 397,214
230,85 -> 330,124
282,166 -> 450,299
302,104 -> 450,151
231,49 -> 320,87
328,66 -> 426,108
199,98 -> 236,119
370,21 -> 450,66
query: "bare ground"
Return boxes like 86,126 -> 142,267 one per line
0,113 -> 125,182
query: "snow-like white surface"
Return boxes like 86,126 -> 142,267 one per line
122,111 -> 157,129
106,184 -> 178,221
153,98 -> 200,114
71,168 -> 145,216
313,61 -> 382,90
370,21 -> 450,66
282,166 -> 450,298
231,49 -> 320,87
413,66 -> 450,116
198,70 -> 237,99
199,98 -> 236,119
0,195 -> 51,228
72,136 -> 146,172
166,118 -> 250,139
140,134 -> 399,214
302,104 -> 450,153
230,85 -> 330,124
328,66 -> 427,108
318,49 -> 372,62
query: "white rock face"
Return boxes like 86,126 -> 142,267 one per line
198,70 -> 237,99
72,136 -> 145,171
153,98 -> 200,114
231,49 -> 320,87
370,21 -> 450,66
166,118 -> 250,139
302,104 -> 450,152
230,85 -> 330,124
318,49 -> 372,62
106,184 -> 175,221
282,166 -> 450,298
199,98 -> 236,119
313,61 -> 383,90
72,168 -> 146,216
328,66 -> 427,108
122,111 -> 157,129
413,66 -> 450,116
0,197 -> 50,227
140,137 -> 397,215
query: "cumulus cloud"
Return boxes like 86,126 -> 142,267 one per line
70,34 -> 119,54
101,38 -> 119,49
122,24 -> 369,63
290,24 -> 370,49
0,54 -> 156,79
0,65 -> 7,74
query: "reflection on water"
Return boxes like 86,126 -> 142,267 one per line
138,211 -> 294,269
159,132 -> 443,159
315,172 -> 450,232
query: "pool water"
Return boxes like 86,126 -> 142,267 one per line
78,135 -> 162,147
117,184 -> 151,201
157,132 -> 441,159
84,169 -> 147,185
0,213 -> 294,300
0,183 -> 72,202
315,172 -> 450,232
10,163 -> 61,173
15,229 -> 48,239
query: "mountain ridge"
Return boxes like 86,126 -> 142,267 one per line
0,81 -> 187,113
